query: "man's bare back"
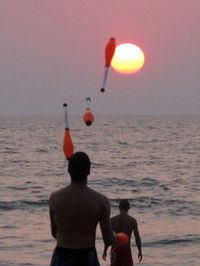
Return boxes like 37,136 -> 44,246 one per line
49,183 -> 113,249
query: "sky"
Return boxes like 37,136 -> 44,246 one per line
0,0 -> 200,116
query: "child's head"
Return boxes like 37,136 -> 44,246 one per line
119,199 -> 130,212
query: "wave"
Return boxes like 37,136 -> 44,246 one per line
0,262 -> 39,266
143,235 -> 200,247
141,177 -> 160,186
0,199 -> 48,211
117,141 -> 129,145
34,148 -> 48,153
110,196 -> 200,216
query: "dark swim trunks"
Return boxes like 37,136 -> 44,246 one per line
110,245 -> 133,266
50,246 -> 100,266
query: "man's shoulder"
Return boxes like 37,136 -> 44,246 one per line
87,186 -> 109,203
49,186 -> 68,202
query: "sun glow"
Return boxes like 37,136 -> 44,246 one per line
111,43 -> 145,74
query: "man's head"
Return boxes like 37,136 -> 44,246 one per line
119,199 -> 130,212
68,151 -> 90,182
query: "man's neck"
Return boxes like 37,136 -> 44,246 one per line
71,181 -> 87,186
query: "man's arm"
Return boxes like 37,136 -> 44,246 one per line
49,195 -> 57,239
102,244 -> 109,261
133,219 -> 143,261
49,208 -> 57,238
99,198 -> 115,247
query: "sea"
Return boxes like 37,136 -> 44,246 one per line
0,115 -> 199,266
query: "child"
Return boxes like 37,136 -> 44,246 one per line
103,199 -> 143,266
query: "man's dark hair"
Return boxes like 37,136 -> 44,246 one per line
68,151 -> 90,182
119,199 -> 130,210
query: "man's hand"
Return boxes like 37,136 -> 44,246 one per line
102,250 -> 107,261
138,251 -> 143,262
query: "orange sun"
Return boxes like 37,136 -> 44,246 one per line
111,43 -> 145,74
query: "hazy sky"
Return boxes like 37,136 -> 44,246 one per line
0,0 -> 200,116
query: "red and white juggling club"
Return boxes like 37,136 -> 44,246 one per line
63,103 -> 74,160
100,37 -> 116,93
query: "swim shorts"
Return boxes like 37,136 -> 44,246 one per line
110,245 -> 133,266
50,246 -> 100,266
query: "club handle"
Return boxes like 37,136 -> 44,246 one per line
63,103 -> 69,129
100,66 -> 109,92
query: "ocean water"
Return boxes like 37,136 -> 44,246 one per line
0,115 -> 199,266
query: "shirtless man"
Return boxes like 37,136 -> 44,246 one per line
103,199 -> 143,266
49,151 -> 114,266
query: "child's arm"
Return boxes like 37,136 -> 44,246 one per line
133,220 -> 143,261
